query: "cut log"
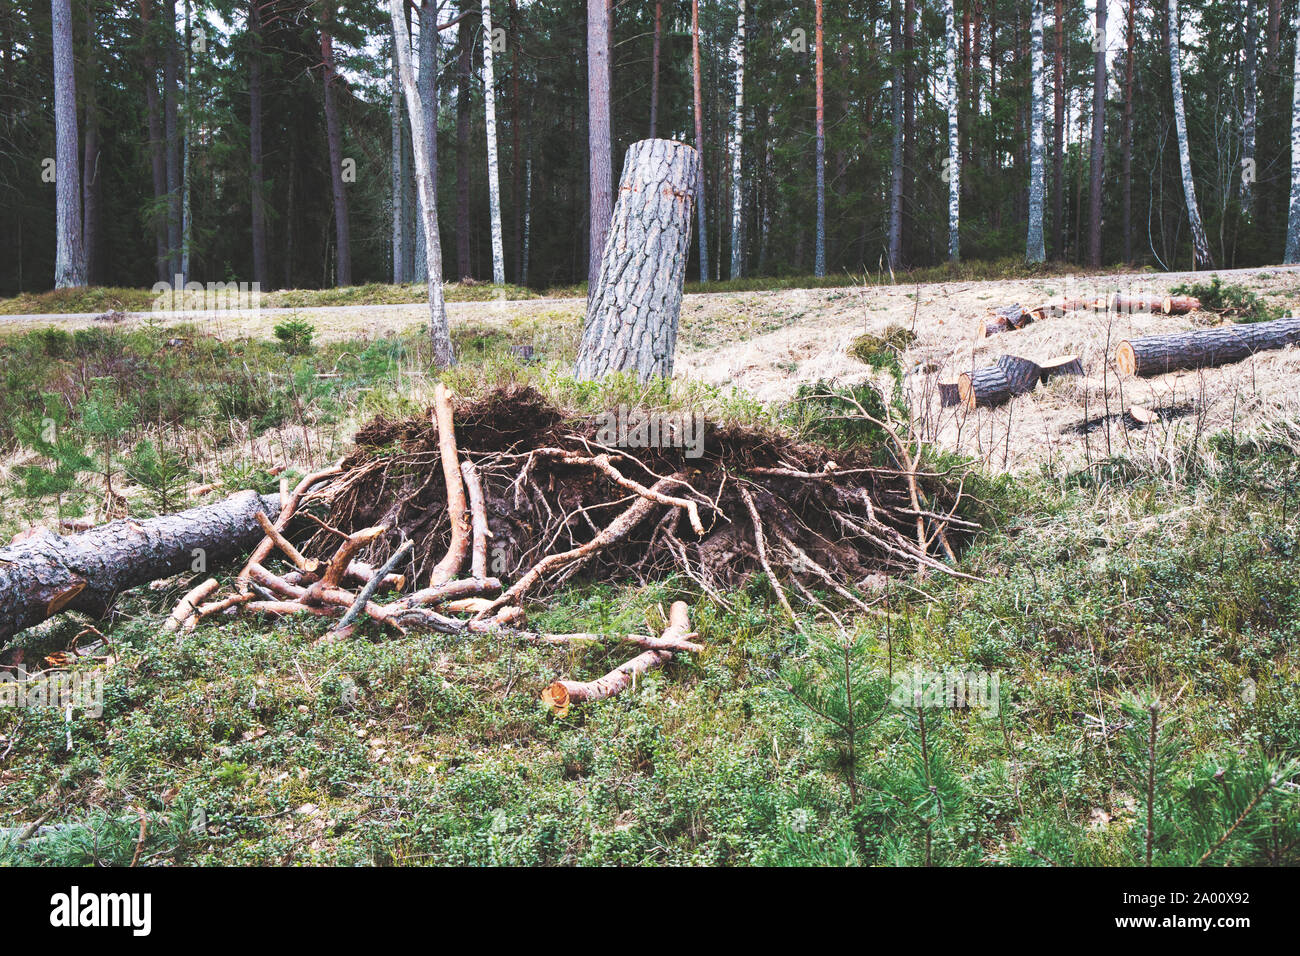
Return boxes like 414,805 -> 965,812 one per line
573,138 -> 701,381
958,365 -> 1014,408
1108,293 -> 1159,313
1161,295 -> 1202,315
0,490 -> 279,645
978,304 -> 1033,338
429,383 -> 469,587
1116,315 -> 1300,376
1038,353 -> 1085,384
996,354 -> 1043,395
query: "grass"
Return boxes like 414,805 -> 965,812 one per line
1,321 -> 1298,866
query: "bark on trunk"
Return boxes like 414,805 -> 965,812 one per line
1038,354 -> 1084,382
164,0 -> 181,280
649,0 -> 662,138
1027,0 -> 1046,263
888,0 -> 904,270
728,0 -> 745,279
140,0 -> 168,282
1286,6 -> 1300,262
249,0 -> 270,290
52,0 -> 86,288
81,16 -> 100,286
1242,0 -> 1257,221
391,30 -> 406,284
482,0 -> 506,285
321,2 -> 352,287
0,490 -> 279,645
996,354 -> 1043,395
1053,0 -> 1065,259
414,0 -> 439,284
814,0 -> 827,275
691,0 -> 708,283
587,0 -> 613,297
573,139 -> 701,382
944,0 -> 961,261
391,0 -> 453,367
958,365 -> 1014,408
1122,0 -> 1135,261
1168,0 -> 1214,268
455,13 -> 473,280
1116,315 -> 1300,376
1088,0 -> 1106,267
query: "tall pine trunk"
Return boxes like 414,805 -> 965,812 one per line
729,0 -> 745,279
691,0 -> 707,283
904,0 -> 915,263
1122,0 -> 1135,262
649,0 -> 661,138
321,1 -> 352,286
455,13 -> 472,280
944,0 -> 960,261
52,0 -> 85,287
140,0 -> 168,282
391,26 -> 406,284
81,0 -> 100,285
414,1 -> 438,284
163,0 -> 180,280
1088,0 -> 1105,267
1027,0 -> 1046,263
1052,0 -> 1065,258
814,0 -> 826,276
888,0 -> 904,270
390,0 -> 453,366
1168,0 -> 1214,267
249,0 -> 269,290
586,0 -> 612,297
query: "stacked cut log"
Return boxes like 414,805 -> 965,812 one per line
958,353 -> 1084,409
1116,314 -> 1300,377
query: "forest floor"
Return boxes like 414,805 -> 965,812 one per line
0,268 -> 1298,866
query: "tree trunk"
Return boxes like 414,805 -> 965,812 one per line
81,0 -> 100,286
1027,0 -> 1046,263
888,0 -> 904,270
321,1 -> 352,287
249,0 -> 269,290
414,1 -> 439,284
1168,0 -> 1214,267
649,0 -> 662,138
51,0 -> 85,288
814,0 -> 826,276
391,0 -> 454,367
1088,0 -> 1106,267
1122,0 -> 1135,261
729,0 -> 745,279
944,0 -> 960,261
691,0 -> 708,283
180,0 -> 192,283
391,29 -> 406,284
454,13 -> 473,280
1285,6 -> 1300,262
587,0 -> 613,298
904,0 -> 916,263
510,0 -> 522,283
164,0 -> 180,280
0,491 -> 279,646
1053,0 -> 1065,259
1117,315 -> 1300,376
1242,0 -> 1257,221
958,365 -> 1014,408
140,0 -> 168,283
573,139 -> 700,382
482,0 -> 505,285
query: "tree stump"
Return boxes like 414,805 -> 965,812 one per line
574,139 -> 701,382
1038,354 -> 1084,384
958,365 -> 1014,408
1116,315 -> 1300,376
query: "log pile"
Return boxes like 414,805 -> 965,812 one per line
1116,315 -> 1300,377
981,292 -> 1203,337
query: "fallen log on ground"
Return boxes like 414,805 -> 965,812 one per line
0,490 -> 279,645
1161,295 -> 1202,315
541,600 -> 697,714
996,355 -> 1043,395
1116,315 -> 1300,377
959,355 -> 1042,408
978,305 -> 1033,338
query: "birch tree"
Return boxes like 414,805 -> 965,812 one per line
814,0 -> 826,276
321,0 -> 352,286
482,0 -> 506,285
51,0 -> 86,288
1168,0 -> 1214,268
391,29 -> 406,284
729,0 -> 745,279
587,0 -> 613,296
1026,0 -> 1046,263
390,0 -> 454,366
943,0 -> 960,262
1242,0 -> 1257,221
888,0 -> 904,270
1286,6 -> 1300,262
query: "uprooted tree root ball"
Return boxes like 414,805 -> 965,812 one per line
175,384 -> 976,707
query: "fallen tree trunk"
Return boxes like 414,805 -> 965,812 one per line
1116,315 -> 1300,377
0,490 -> 279,645
958,365 -> 1014,408
1161,295 -> 1201,315
996,355 -> 1043,395
978,304 -> 1032,338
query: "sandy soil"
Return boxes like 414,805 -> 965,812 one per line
6,267 -> 1300,474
